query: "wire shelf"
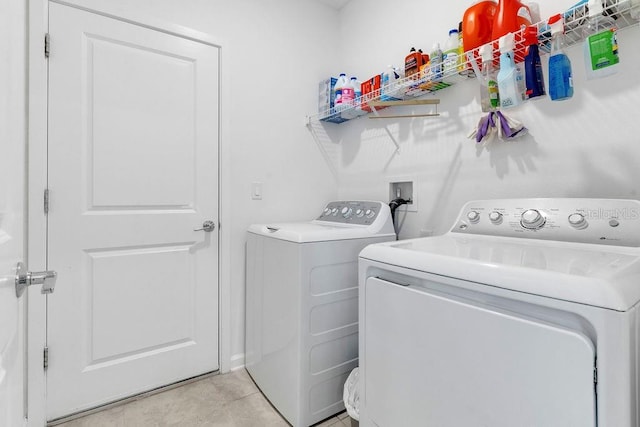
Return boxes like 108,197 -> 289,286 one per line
311,0 -> 638,124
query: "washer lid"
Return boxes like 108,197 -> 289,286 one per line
360,234 -> 640,311
248,222 -> 395,243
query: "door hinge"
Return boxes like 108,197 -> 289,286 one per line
44,188 -> 50,214
43,346 -> 49,370
44,33 -> 50,58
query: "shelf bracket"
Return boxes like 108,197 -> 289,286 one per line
369,104 -> 401,154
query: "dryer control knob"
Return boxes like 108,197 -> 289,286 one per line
568,213 -> 588,229
467,211 -> 480,223
489,211 -> 503,224
342,207 -> 353,218
521,209 -> 545,230
323,208 -> 332,216
365,209 -> 376,219
355,209 -> 364,218
331,207 -> 339,216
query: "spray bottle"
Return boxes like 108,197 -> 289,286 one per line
548,14 -> 574,101
583,0 -> 619,79
480,43 -> 500,112
524,25 -> 546,99
497,32 -> 525,109
430,43 -> 444,81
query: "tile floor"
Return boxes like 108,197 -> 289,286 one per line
55,369 -> 352,427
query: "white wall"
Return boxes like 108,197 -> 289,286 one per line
326,0 -> 640,239
52,0 -> 341,369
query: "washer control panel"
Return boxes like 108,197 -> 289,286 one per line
451,198 -> 640,247
316,201 -> 384,225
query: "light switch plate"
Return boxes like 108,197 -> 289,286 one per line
251,182 -> 262,200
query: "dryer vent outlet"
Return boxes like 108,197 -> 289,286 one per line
389,181 -> 417,212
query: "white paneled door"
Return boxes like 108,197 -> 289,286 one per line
0,1 -> 26,424
47,3 -> 220,420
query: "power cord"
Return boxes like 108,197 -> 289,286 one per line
389,198 -> 411,240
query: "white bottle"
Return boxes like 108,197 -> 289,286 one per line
381,65 -> 399,100
334,73 -> 348,111
443,29 -> 460,75
583,0 -> 619,79
342,77 -> 363,119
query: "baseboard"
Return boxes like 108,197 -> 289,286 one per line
230,353 -> 245,371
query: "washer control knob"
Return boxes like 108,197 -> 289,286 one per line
488,211 -> 503,224
331,207 -> 339,216
568,213 -> 588,229
466,211 -> 480,223
341,207 -> 353,218
365,209 -> 376,219
521,209 -> 545,230
355,209 -> 364,218
323,208 -> 332,216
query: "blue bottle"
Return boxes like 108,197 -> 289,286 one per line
548,14 -> 574,101
524,26 -> 545,100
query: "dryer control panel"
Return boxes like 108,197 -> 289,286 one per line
451,198 -> 640,247
315,201 -> 385,226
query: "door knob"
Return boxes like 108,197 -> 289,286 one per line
15,262 -> 57,298
194,220 -> 216,232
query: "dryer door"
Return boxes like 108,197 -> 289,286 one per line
361,277 -> 596,427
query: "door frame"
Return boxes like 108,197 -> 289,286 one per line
27,1 -> 232,424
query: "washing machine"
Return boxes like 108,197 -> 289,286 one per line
359,198 -> 640,427
246,200 -> 395,427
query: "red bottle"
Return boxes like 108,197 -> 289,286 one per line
462,0 -> 498,53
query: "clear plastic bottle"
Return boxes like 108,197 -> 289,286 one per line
443,29 -> 460,75
430,43 -> 444,81
479,43 -> 500,112
548,14 -> 574,101
583,0 -> 619,79
497,33 -> 525,109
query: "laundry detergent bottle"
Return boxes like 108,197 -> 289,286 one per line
492,0 -> 532,61
497,33 -> 525,109
548,14 -> 574,101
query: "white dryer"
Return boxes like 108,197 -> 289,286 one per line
359,198 -> 640,427
246,201 -> 395,427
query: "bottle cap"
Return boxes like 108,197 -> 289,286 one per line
410,47 -> 416,52
449,29 -> 459,36
525,26 -> 539,45
339,73 -> 346,76
498,33 -> 515,53
588,0 -> 604,17
548,14 -> 564,35
479,43 -> 493,62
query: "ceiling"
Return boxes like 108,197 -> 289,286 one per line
315,0 -> 352,10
